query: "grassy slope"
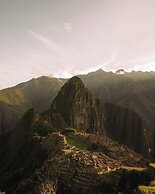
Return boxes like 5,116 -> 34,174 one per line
0,77 -> 65,133
66,135 -> 91,150
0,76 -> 65,110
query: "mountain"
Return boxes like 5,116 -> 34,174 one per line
0,77 -> 153,194
79,70 -> 155,158
0,76 -> 65,133
0,108 -> 48,194
104,103 -> 151,157
80,70 -> 155,133
48,76 -> 104,134
0,70 -> 155,159
115,69 -> 127,75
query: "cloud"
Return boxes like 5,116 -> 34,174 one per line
50,25 -> 61,32
133,62 -> 155,71
64,22 -> 73,33
29,31 -> 60,55
28,30 -> 71,63
27,30 -> 82,77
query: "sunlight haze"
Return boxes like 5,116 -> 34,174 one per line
0,0 -> 155,89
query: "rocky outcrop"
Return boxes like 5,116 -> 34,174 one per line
0,108 -> 40,160
0,108 -> 48,194
49,76 -> 104,134
11,108 -> 40,145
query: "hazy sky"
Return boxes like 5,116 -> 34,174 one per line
0,0 -> 155,89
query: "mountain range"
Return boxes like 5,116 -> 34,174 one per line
0,70 -> 155,157
0,69 -> 155,193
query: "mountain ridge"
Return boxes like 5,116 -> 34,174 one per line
0,70 -> 155,159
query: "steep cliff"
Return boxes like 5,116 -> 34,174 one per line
49,76 -> 104,134
104,103 -> 153,158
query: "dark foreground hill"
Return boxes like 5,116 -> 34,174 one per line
0,77 -> 154,194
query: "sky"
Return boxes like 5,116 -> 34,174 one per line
0,0 -> 155,89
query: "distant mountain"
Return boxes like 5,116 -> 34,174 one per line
115,69 -> 127,75
79,70 -> 155,158
0,70 -> 155,158
0,76 -> 66,133
80,70 -> 155,131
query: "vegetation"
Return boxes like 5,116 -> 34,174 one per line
62,128 -> 77,135
66,135 -> 91,150
0,76 -> 65,133
32,121 -> 54,136
66,135 -> 105,153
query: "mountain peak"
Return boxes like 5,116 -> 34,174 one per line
55,76 -> 85,103
94,68 -> 105,74
50,76 -> 104,133
96,68 -> 104,72
62,76 -> 84,88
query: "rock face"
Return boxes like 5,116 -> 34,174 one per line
49,76 -> 104,134
104,103 -> 152,158
0,108 -> 40,160
0,109 -> 48,194
10,108 -> 40,145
